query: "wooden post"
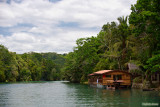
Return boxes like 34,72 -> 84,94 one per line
157,74 -> 159,82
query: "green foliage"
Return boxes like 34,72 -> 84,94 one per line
133,77 -> 142,83
19,68 -> 31,81
64,17 -> 133,82
64,0 -> 160,83
93,58 -> 110,72
0,45 -> 65,82
42,52 -> 65,68
129,0 -> 160,54
129,0 -> 160,82
1,0 -> 160,83
64,37 -> 101,82
0,69 -> 5,82
144,53 -> 160,73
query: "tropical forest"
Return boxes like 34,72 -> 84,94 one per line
0,0 -> 160,106
0,0 -> 160,88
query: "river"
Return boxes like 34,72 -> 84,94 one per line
0,81 -> 159,107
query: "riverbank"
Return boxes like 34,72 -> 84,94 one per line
132,83 -> 160,91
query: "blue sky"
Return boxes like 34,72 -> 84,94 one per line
0,0 -> 137,54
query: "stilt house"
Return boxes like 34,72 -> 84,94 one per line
88,70 -> 131,89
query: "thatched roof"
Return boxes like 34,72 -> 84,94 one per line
128,63 -> 139,70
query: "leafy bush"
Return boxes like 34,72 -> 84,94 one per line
133,77 -> 142,83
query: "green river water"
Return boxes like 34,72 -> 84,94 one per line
0,81 -> 159,107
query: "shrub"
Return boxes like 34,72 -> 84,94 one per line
133,77 -> 142,83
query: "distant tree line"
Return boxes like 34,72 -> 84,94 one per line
64,0 -> 160,83
0,45 -> 65,82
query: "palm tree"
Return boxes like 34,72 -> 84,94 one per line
114,16 -> 130,70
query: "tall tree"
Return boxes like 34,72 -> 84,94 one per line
129,0 -> 160,83
129,0 -> 160,56
64,37 -> 101,82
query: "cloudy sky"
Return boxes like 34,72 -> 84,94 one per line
0,0 -> 137,54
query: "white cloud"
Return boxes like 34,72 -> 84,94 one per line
0,0 -> 137,54
0,29 -> 98,53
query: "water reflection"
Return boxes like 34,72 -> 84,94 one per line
64,82 -> 160,107
0,81 -> 159,107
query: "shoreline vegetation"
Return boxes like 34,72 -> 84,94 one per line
0,46 -> 66,82
0,0 -> 160,89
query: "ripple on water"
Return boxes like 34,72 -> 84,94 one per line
0,81 -> 160,107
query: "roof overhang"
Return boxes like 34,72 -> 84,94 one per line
88,70 -> 131,76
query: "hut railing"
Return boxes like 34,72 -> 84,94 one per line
102,78 -> 114,85
88,78 -> 103,84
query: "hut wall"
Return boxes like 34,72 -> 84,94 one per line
102,71 -> 131,86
